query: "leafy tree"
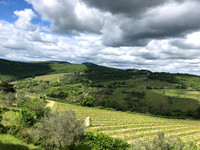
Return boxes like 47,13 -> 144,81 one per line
33,110 -> 85,149
132,132 -> 198,150
46,87 -> 68,99
79,132 -> 129,150
81,96 -> 95,107
24,98 -> 49,119
16,91 -> 30,102
0,82 -> 15,93
5,92 -> 17,106
21,108 -> 36,126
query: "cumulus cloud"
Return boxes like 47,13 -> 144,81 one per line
14,9 -> 37,31
81,0 -> 165,16
25,0 -> 200,47
25,0 -> 108,34
102,1 -> 200,46
1,0 -> 200,75
171,31 -> 200,49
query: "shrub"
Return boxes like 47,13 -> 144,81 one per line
0,82 -> 15,93
21,108 -> 36,127
81,96 -> 95,107
33,110 -> 85,149
131,132 -> 199,150
5,92 -> 17,106
46,87 -> 68,99
24,98 -> 49,119
78,132 -> 129,150
16,91 -> 30,102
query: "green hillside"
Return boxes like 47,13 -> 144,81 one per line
52,101 -> 200,145
1,58 -> 200,119
1,59 -> 200,149
0,59 -> 86,82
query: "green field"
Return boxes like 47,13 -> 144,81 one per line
0,134 -> 41,150
152,89 -> 200,101
52,101 -> 200,145
31,73 -> 67,81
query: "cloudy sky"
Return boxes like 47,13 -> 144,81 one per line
0,0 -> 200,74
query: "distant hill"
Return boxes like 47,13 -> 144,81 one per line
1,58 -> 200,91
3,58 -> 200,119
0,59 -> 151,82
0,59 -> 86,81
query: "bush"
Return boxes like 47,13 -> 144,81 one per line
81,96 -> 95,107
78,132 -> 129,150
5,92 -> 17,106
24,98 -> 49,119
0,82 -> 15,93
131,132 -> 199,150
21,108 -> 36,127
46,87 -> 68,99
33,110 -> 85,149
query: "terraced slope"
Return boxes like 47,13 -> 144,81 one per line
52,101 -> 200,145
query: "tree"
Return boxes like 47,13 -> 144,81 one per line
132,132 -> 198,150
21,108 -> 36,126
24,98 -> 49,119
5,92 -> 17,106
81,96 -> 95,107
0,82 -> 15,93
33,110 -> 85,149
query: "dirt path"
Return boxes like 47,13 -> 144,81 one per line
46,100 -> 55,108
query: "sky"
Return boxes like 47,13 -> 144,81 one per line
0,0 -> 200,75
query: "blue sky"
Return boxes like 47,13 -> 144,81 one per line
0,0 -> 49,26
0,0 -> 31,22
0,0 -> 200,74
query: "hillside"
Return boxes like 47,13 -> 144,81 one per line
52,101 -> 200,145
1,59 -> 200,149
0,59 -> 86,81
1,58 -> 200,119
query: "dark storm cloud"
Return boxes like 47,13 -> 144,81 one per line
102,0 -> 200,47
81,0 -> 165,17
26,0 -> 200,47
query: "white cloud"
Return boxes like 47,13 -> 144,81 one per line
14,9 -> 37,31
25,0 -> 108,34
1,0 -> 200,75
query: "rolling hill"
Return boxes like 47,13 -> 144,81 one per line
1,58 -> 200,119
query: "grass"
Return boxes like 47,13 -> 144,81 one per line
51,101 -> 200,145
0,134 -> 41,150
31,73 -> 67,81
152,89 -> 200,101
1,111 -> 21,127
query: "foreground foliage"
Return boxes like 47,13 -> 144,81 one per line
33,110 -> 85,150
78,132 -> 129,150
0,134 -> 40,150
132,132 -> 199,150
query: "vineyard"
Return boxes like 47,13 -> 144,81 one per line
52,101 -> 200,145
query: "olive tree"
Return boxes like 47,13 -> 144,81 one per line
33,110 -> 85,150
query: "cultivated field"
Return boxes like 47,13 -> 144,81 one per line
52,101 -> 200,145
